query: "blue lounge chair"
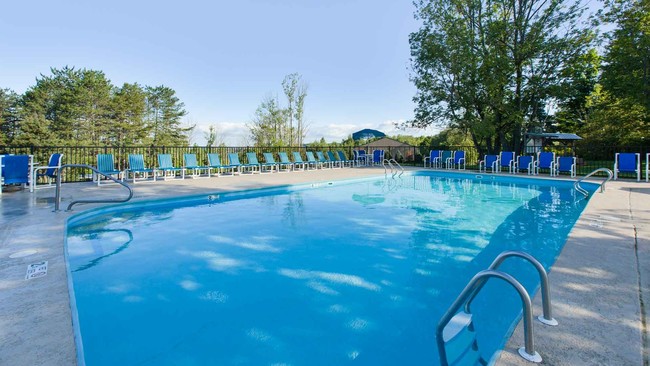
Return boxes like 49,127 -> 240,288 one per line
449,151 -> 466,170
556,156 -> 576,177
126,154 -> 156,183
261,153 -> 281,173
535,152 -> 555,176
157,154 -> 185,180
184,153 -> 210,178
243,152 -> 262,174
372,150 -> 384,165
1,155 -> 32,194
97,154 -> 124,185
278,152 -> 298,171
499,151 -> 516,173
440,150 -> 453,169
516,155 -> 534,175
337,151 -> 355,167
316,151 -> 332,168
292,152 -> 309,171
31,153 -> 63,192
479,154 -> 499,173
306,151 -> 323,169
614,153 -> 640,181
227,153 -> 247,175
424,150 -> 441,168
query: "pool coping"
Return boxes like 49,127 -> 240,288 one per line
0,167 -> 647,365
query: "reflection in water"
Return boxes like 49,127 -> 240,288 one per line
71,229 -> 133,272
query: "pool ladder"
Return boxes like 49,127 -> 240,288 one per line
382,158 -> 404,177
574,167 -> 613,197
54,164 -> 133,211
437,251 -> 557,365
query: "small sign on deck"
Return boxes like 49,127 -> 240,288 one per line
25,261 -> 48,280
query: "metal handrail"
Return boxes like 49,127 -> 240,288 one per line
382,158 -> 404,177
54,164 -> 133,211
465,251 -> 558,326
574,168 -> 613,197
436,270 -> 542,365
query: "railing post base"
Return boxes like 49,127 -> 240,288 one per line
518,348 -> 542,363
538,315 -> 558,326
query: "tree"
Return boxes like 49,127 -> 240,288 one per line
282,73 -> 309,146
204,124 -> 225,147
248,95 -> 287,147
0,88 -> 21,145
110,83 -> 147,145
409,0 -> 595,154
145,85 -> 192,145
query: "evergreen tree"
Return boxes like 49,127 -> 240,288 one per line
145,85 -> 192,145
0,88 -> 21,145
110,83 -> 147,145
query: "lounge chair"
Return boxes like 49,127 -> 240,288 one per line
227,153 -> 246,175
292,152 -> 309,171
535,152 -> 555,176
498,151 -> 516,173
449,151 -> 466,170
126,154 -> 156,183
306,151 -> 323,169
96,154 -> 124,185
440,150 -> 453,169
157,154 -> 185,180
516,155 -> 534,175
1,155 -> 32,194
372,150 -> 384,165
277,152 -> 297,171
479,154 -> 499,173
337,151 -> 355,167
183,154 -> 209,178
556,156 -> 576,177
207,153 -> 225,176
424,150 -> 441,168
261,153 -> 281,173
243,152 -> 262,174
31,153 -> 63,192
614,153 -> 640,181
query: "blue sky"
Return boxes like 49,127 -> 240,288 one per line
1,0 -> 438,145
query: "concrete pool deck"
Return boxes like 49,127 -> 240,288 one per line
0,167 -> 647,365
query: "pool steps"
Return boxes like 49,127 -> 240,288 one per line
437,251 -> 556,365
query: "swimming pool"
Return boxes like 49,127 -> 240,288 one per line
65,172 -> 596,365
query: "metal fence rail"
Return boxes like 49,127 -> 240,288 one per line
1,143 -> 648,183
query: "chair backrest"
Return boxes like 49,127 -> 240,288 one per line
486,154 -> 498,166
373,149 -> 384,163
157,154 -> 174,169
327,151 -> 339,161
292,152 -> 304,163
441,150 -> 453,162
278,152 -> 291,163
246,152 -> 259,164
429,150 -> 441,160
1,155 -> 30,184
337,151 -> 348,161
228,153 -> 241,165
557,156 -> 575,172
617,153 -> 639,171
316,151 -> 327,162
263,152 -> 277,163
306,151 -> 317,162
97,154 -> 116,172
42,153 -> 63,177
518,155 -> 533,170
500,151 -> 515,166
184,153 -> 199,167
537,152 -> 555,169
128,154 -> 146,171
454,151 -> 465,164
208,153 -> 221,166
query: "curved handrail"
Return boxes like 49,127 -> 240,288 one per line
436,270 -> 542,365
465,251 -> 557,326
382,158 -> 404,178
54,164 -> 133,211
574,168 -> 613,197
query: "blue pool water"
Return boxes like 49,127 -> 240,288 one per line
66,172 -> 595,365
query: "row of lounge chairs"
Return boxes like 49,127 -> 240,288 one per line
96,151 -> 375,184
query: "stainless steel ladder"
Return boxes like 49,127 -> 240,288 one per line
382,158 -> 404,177
54,164 -> 133,211
437,251 -> 556,365
574,167 -> 613,197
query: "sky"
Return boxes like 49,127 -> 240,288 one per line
0,0 -> 440,145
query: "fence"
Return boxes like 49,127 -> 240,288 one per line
1,143 -> 648,183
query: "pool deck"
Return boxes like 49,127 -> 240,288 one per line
0,167 -> 647,365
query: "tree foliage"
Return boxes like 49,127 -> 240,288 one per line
410,0 -> 595,153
